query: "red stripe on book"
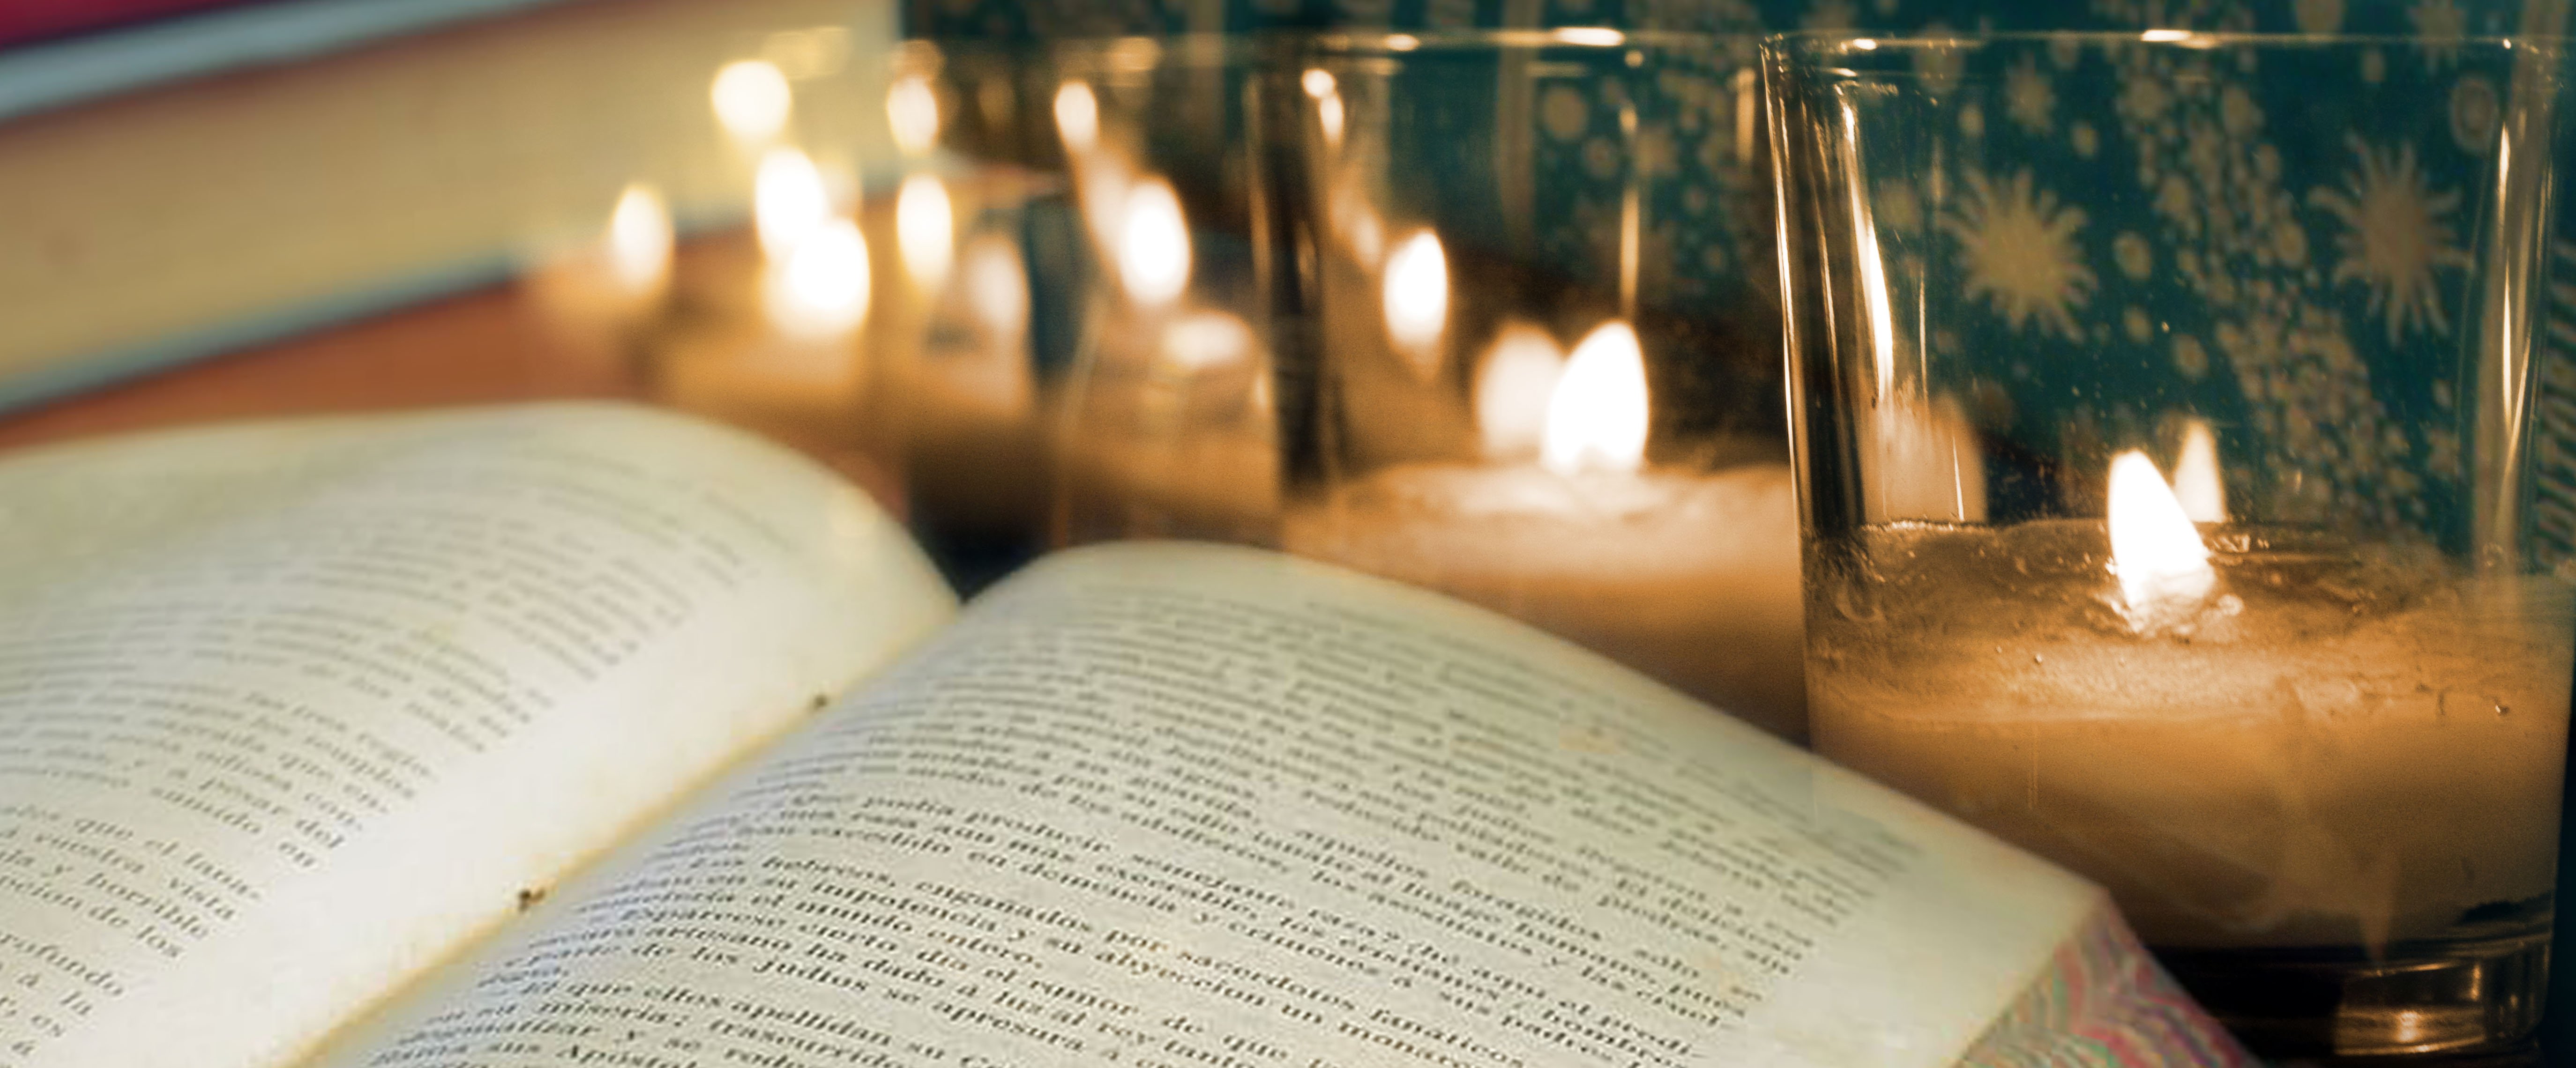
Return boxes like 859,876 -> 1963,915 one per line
0,0 -> 254,49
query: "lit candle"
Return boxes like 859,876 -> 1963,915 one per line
895,174 -> 955,292
1051,178 -> 1279,542
710,59 -> 793,150
652,149 -> 872,419
753,147 -> 832,263
1116,178 -> 1190,308
1283,319 -> 1807,738
1808,449 -> 2575,953
886,73 -> 940,158
525,182 -> 674,350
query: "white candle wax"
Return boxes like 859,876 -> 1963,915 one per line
1283,461 -> 1806,738
1808,519 -> 2573,949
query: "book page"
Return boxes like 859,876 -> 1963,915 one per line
318,541 -> 2097,1068
0,403 -> 956,1068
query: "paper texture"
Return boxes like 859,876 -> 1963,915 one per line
320,541 -> 2113,1068
0,403 -> 954,1068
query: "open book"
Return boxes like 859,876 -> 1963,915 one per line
0,403 -> 2244,1068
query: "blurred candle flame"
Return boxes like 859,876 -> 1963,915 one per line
962,232 -> 1028,341
2108,450 -> 2216,619
763,217 -> 870,339
896,174 -> 955,288
711,60 -> 793,145
604,183 -> 672,298
1054,80 -> 1099,155
1553,26 -> 1624,46
1305,67 -> 1345,146
1542,321 -> 1649,476
1474,322 -> 1565,460
2174,418 -> 2228,523
1381,230 -> 1447,374
1159,310 -> 1255,373
1119,178 -> 1190,306
754,147 -> 832,261
887,74 -> 941,156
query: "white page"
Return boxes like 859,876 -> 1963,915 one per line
317,541 -> 2094,1068
0,403 -> 956,1068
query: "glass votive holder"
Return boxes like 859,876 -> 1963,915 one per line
869,42 -> 1076,589
1261,31 -> 1806,739
1769,30 -> 2576,1057
1047,36 -> 1288,548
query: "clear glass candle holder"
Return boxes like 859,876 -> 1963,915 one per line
1046,36 -> 1289,549
1769,30 -> 2576,1057
1044,32 -> 1807,737
1258,31 -> 1807,738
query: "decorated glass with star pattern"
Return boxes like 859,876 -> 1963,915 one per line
1770,31 -> 2576,1058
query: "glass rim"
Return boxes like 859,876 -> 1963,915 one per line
897,28 -> 1756,73
1763,27 -> 2571,54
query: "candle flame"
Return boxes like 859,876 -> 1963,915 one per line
1541,321 -> 1649,476
711,60 -> 792,145
887,74 -> 941,156
1382,230 -> 1447,374
2108,449 -> 2216,621
1474,322 -> 1565,460
2173,418 -> 2227,523
754,147 -> 832,262
962,232 -> 1028,341
1160,310 -> 1255,373
1054,80 -> 1099,154
896,174 -> 954,288
763,216 -> 870,339
1302,68 -> 1337,98
1118,178 -> 1190,306
604,183 -> 672,297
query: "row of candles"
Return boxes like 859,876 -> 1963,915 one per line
533,48 -> 2572,977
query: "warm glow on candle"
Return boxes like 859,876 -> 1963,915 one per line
1330,179 -> 1385,265
764,216 -> 870,338
711,60 -> 792,144
962,233 -> 1028,340
1382,230 -> 1447,373
2174,418 -> 2228,523
2108,449 -> 2216,619
1119,178 -> 1190,306
896,174 -> 954,288
754,147 -> 832,261
1160,310 -> 1256,373
604,183 -> 672,297
1475,322 -> 1565,460
1054,80 -> 1099,154
1553,26 -> 1625,46
887,74 -> 941,156
1541,321 -> 1649,476
1303,68 -> 1345,145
